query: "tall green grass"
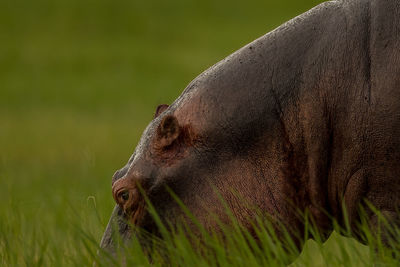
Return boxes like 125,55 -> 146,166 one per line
2,176 -> 400,266
92,194 -> 400,267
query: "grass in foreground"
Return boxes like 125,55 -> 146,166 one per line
92,197 -> 400,267
2,180 -> 400,266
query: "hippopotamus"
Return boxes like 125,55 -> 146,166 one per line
100,0 -> 400,258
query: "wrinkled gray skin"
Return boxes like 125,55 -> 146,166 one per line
101,0 -> 400,257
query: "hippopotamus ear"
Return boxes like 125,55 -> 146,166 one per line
154,104 -> 169,118
157,115 -> 180,148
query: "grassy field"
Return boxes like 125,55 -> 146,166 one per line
0,0 -> 396,265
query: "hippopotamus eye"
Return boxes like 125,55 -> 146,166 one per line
112,178 -> 136,211
119,190 -> 130,202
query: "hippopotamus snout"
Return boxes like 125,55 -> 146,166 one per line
99,205 -> 132,256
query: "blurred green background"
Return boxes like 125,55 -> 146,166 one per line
0,0 -> 358,265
